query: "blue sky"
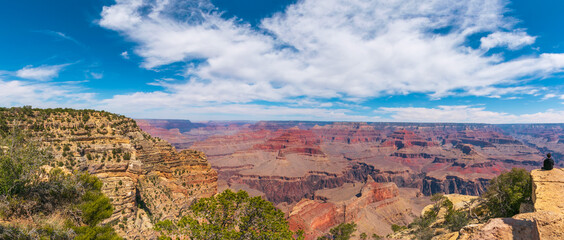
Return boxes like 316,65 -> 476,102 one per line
1,0 -> 564,123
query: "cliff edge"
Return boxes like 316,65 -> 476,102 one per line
457,168 -> 564,240
0,108 -> 218,239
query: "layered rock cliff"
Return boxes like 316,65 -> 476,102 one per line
136,120 -> 554,212
0,108 -> 217,239
288,176 -> 414,239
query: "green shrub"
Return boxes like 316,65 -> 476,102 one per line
169,189 -> 301,240
74,225 -> 121,240
318,223 -> 357,240
0,122 -> 120,239
391,224 -> 407,233
444,208 -> 469,231
482,168 -> 532,218
154,219 -> 177,232
0,126 -> 48,196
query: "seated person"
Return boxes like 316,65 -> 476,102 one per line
542,153 -> 554,170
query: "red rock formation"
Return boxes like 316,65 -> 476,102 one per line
141,121 -> 548,203
253,128 -> 323,156
288,177 -> 413,239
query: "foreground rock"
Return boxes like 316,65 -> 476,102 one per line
457,168 -> 564,240
0,109 -> 218,239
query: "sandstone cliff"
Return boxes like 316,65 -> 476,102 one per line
0,108 -> 217,239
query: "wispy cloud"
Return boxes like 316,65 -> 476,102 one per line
98,0 -> 564,105
90,72 -> 104,79
0,78 -> 95,108
15,64 -> 69,81
35,30 -> 84,47
101,93 -> 376,121
379,105 -> 564,123
542,93 -> 557,100
480,30 -> 536,50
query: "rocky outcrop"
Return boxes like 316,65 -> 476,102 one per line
457,218 -> 540,240
2,110 -> 218,239
457,168 -> 564,240
288,177 -> 413,239
287,200 -> 340,238
421,176 -> 490,196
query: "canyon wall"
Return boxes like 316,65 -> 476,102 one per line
139,120 -> 547,204
288,177 -> 414,239
0,109 -> 217,239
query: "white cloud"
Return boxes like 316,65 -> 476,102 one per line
15,64 -> 68,81
542,93 -> 557,100
480,30 -> 536,50
379,105 -> 564,123
97,0 -> 564,105
121,51 -> 130,59
36,30 -> 83,46
0,79 -> 95,108
90,72 -> 104,79
101,92 -> 376,121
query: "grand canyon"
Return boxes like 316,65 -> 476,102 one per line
137,119 -> 564,238
2,108 -> 564,239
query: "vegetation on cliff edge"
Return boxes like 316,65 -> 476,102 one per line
155,189 -> 303,240
0,124 -> 120,239
389,168 -> 532,239
317,222 -> 357,240
482,168 -> 532,218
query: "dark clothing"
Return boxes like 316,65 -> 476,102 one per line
542,157 -> 554,170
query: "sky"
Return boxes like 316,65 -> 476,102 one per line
1,0 -> 564,123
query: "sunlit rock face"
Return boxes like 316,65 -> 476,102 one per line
287,177 -> 414,239
457,168 -> 564,240
0,110 -> 217,239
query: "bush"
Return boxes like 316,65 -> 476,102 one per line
174,189 -> 301,240
391,224 -> 407,233
482,168 -> 532,218
444,208 -> 469,231
318,223 -> 357,240
74,225 -> 121,240
0,126 -> 48,196
415,227 -> 434,240
80,191 -> 114,226
0,123 -> 120,239
154,219 -> 177,232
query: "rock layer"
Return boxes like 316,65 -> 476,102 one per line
170,122 -> 546,203
288,177 -> 414,239
1,109 -> 217,239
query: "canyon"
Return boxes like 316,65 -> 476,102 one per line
138,119 -> 564,236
